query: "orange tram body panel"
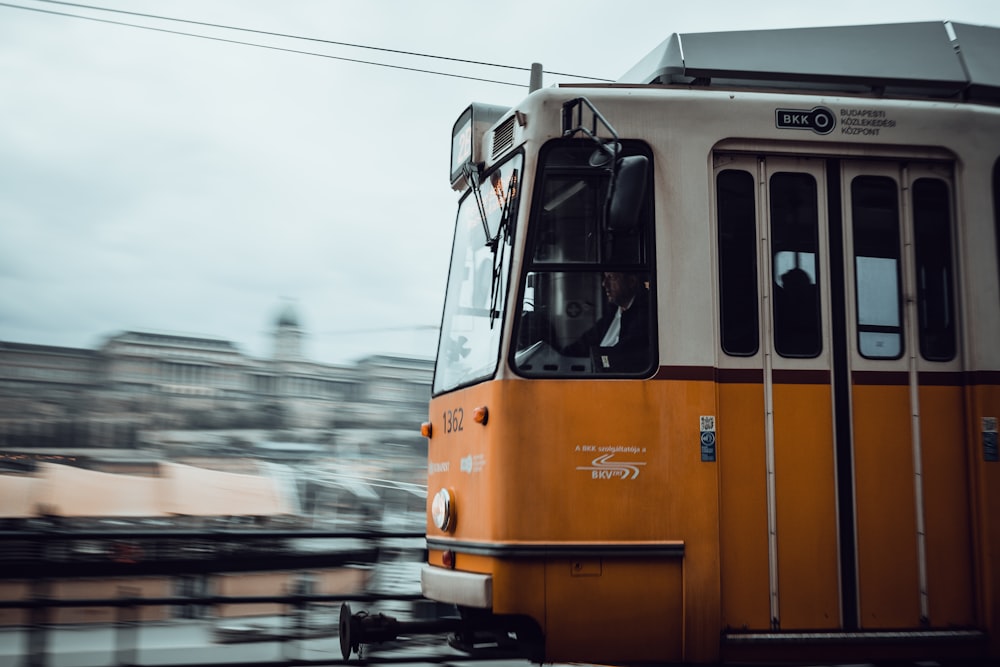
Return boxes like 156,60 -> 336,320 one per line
351,21 -> 1000,666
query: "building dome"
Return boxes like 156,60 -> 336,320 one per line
276,302 -> 300,328
273,301 -> 304,361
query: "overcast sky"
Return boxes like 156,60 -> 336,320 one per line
2,1 -> 998,365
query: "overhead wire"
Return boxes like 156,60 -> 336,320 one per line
3,0 -> 615,86
0,1 -> 523,87
33,0 -> 611,81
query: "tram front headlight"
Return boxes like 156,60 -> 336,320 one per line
431,488 -> 454,532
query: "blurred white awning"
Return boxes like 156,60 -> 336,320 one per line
0,461 -> 294,518
32,462 -> 166,517
0,474 -> 40,518
160,462 -> 292,516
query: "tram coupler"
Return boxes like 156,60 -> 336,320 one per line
338,602 -> 463,660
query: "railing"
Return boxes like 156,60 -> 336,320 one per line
0,527 -> 512,667
0,527 -> 388,578
3,591 -> 444,667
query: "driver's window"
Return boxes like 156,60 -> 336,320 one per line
513,140 -> 655,377
530,147 -> 604,264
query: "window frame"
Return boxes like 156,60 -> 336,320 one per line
510,138 -> 657,379
716,168 -> 761,357
850,174 -> 905,361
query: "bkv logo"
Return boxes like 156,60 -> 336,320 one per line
576,454 -> 646,480
775,106 -> 836,135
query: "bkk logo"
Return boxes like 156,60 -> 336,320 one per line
775,106 -> 836,135
576,453 -> 646,480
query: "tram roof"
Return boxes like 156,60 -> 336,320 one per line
618,21 -> 1000,104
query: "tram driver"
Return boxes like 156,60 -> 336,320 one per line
562,271 -> 651,372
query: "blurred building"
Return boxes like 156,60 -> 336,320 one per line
0,305 -> 434,452
0,306 -> 431,629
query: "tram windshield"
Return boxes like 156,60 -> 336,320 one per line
433,155 -> 521,395
513,140 -> 655,376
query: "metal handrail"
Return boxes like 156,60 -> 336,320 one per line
3,529 -> 478,667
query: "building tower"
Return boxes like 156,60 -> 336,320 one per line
273,301 -> 304,361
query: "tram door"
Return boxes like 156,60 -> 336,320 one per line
716,154 -> 976,633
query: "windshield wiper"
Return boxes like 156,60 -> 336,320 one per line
462,162 -> 518,328
462,163 -> 492,245
487,170 -> 518,328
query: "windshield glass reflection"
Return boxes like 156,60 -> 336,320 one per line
433,155 -> 521,394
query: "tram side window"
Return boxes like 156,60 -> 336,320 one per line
851,176 -> 903,359
912,178 -> 956,361
717,169 -> 759,356
512,140 -> 655,377
770,172 -> 822,358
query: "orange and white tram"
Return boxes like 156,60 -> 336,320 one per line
346,21 -> 1000,665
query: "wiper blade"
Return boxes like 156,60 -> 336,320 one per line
462,164 -> 492,245
488,170 -> 518,328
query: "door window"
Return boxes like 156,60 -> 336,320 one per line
851,175 -> 904,359
770,172 -> 822,358
912,178 -> 956,361
717,169 -> 760,356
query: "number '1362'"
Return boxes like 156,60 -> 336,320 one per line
443,408 -> 464,433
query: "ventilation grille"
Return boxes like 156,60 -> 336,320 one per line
491,117 -> 516,159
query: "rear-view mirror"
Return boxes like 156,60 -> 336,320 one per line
607,155 -> 648,229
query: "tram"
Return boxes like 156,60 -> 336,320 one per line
345,21 -> 1000,665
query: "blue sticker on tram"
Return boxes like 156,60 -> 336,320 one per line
700,430 -> 716,462
984,431 -> 998,462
